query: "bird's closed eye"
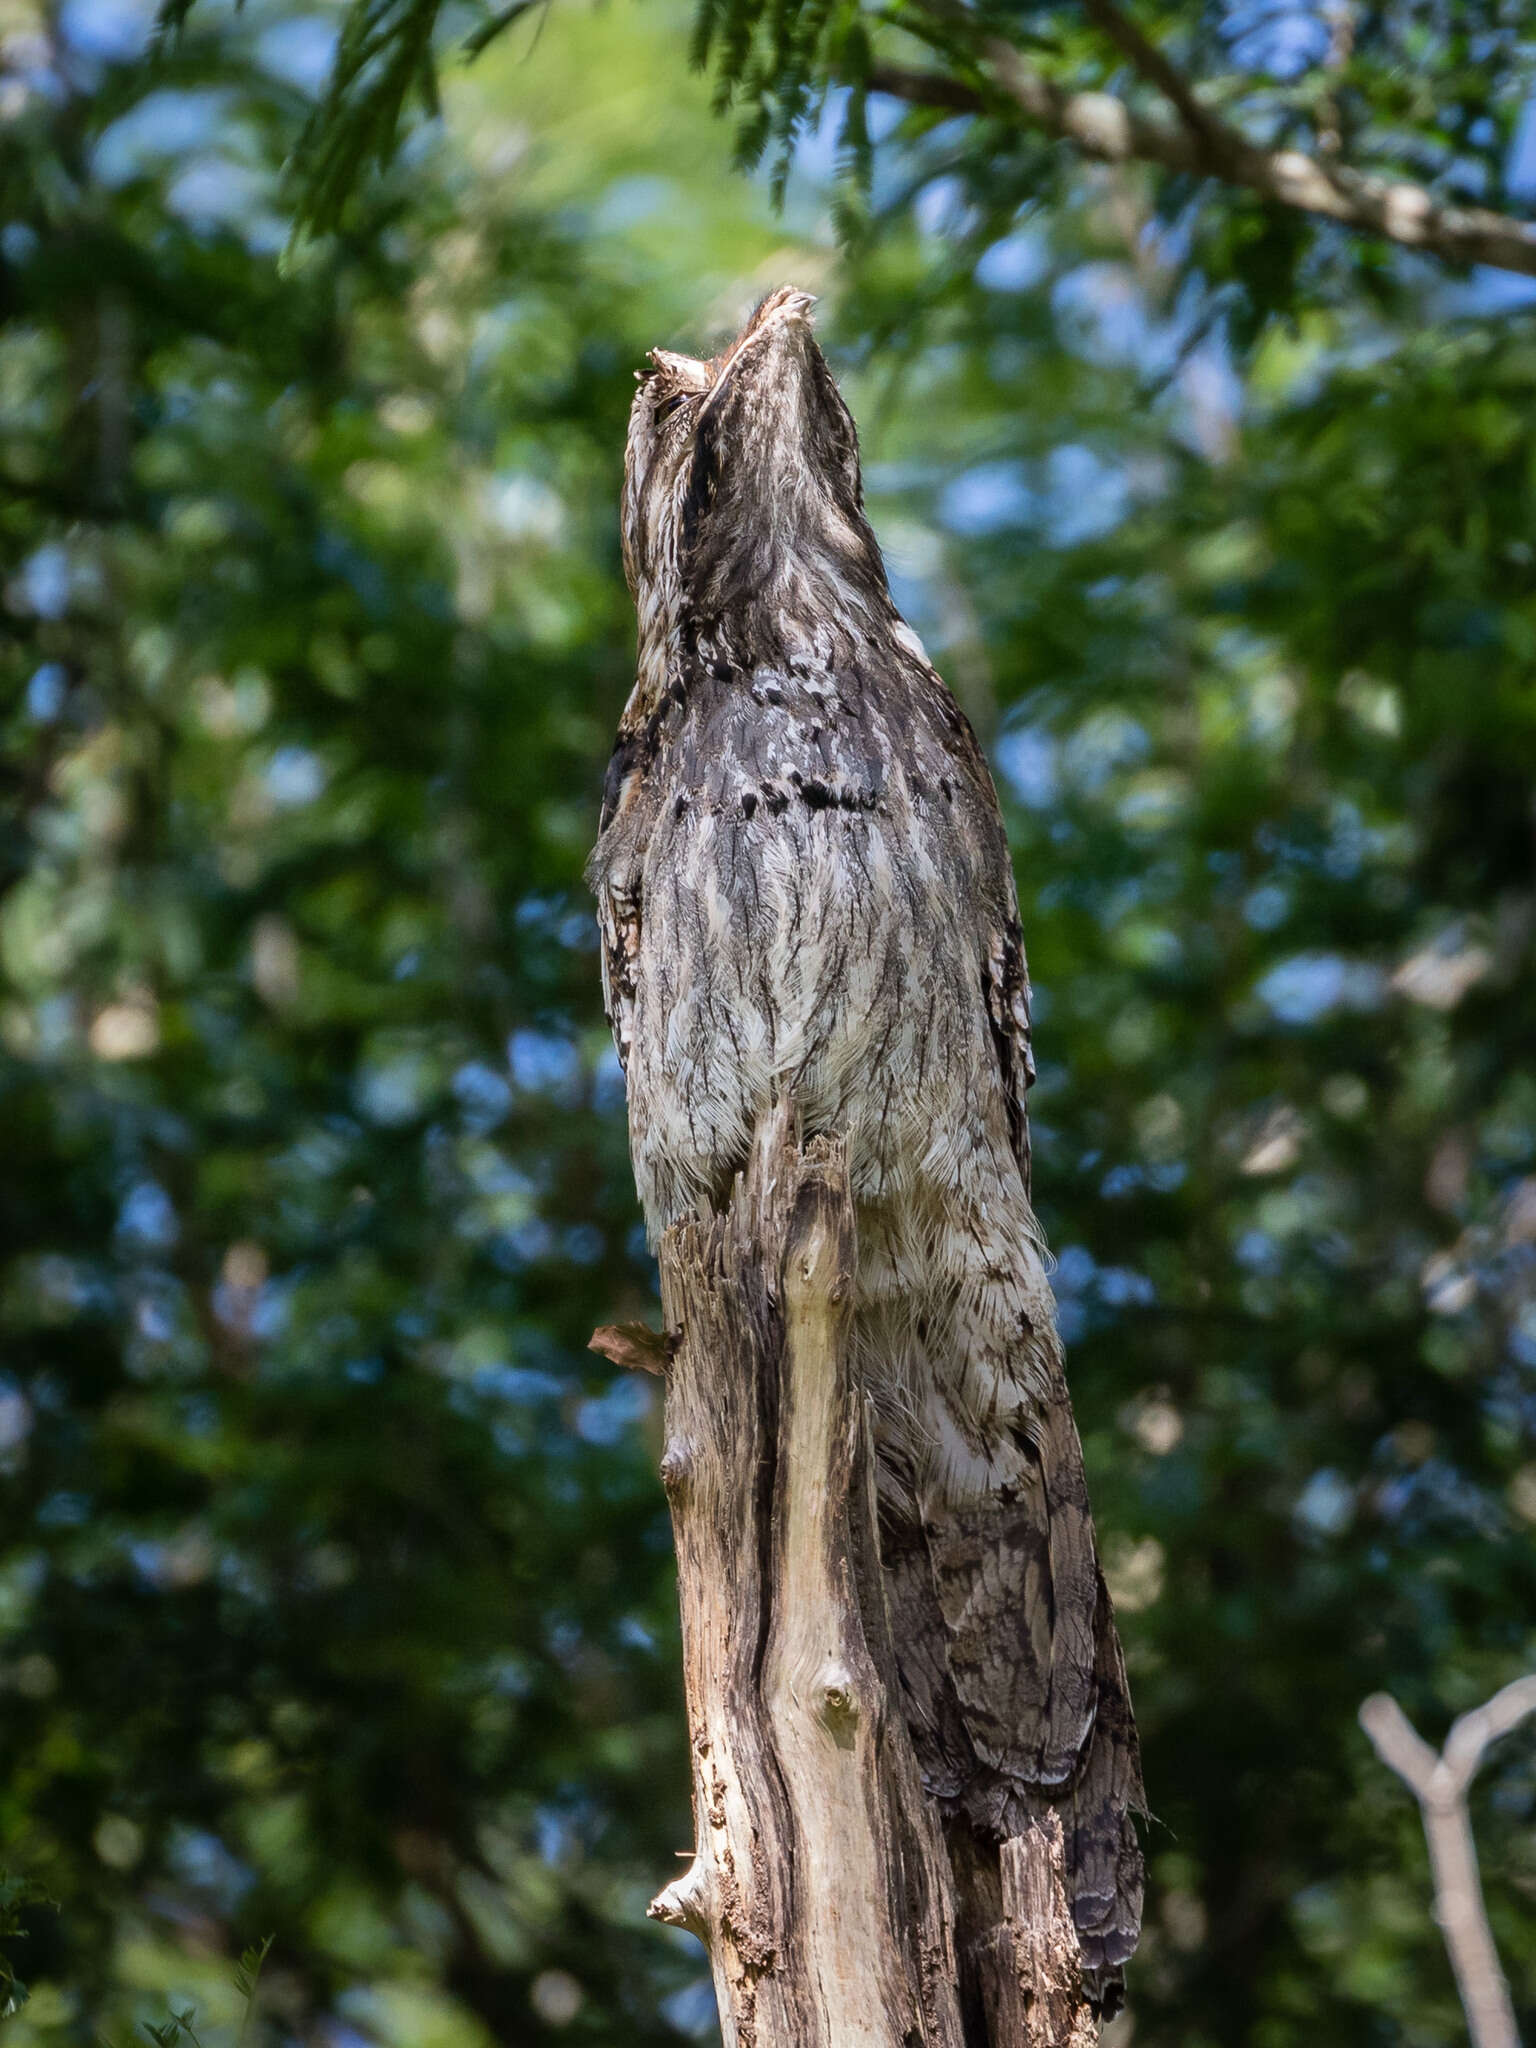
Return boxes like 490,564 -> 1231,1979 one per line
653,392 -> 689,424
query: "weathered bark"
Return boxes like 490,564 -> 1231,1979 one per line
971,1821 -> 1099,2048
605,1103 -> 1098,2046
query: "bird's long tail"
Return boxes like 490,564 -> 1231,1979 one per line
860,1255 -> 1145,2029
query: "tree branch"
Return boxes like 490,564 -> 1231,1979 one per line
1360,1680 -> 1536,2048
867,30 -> 1536,280
866,61 -> 986,115
1080,0 -> 1236,168
1439,1673 -> 1536,1792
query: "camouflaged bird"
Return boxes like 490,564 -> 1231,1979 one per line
587,287 -> 1144,2012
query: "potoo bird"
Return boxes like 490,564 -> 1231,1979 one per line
588,288 -> 1145,2007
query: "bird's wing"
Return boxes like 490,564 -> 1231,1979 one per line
902,693 -> 1143,1988
983,913 -> 1036,1200
589,695 -> 653,1075
926,684 -> 1037,1200
919,1382 -> 1146,1981
594,875 -> 641,1074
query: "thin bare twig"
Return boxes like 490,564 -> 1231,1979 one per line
1359,1677 -> 1536,2048
1315,0 -> 1354,157
1080,0 -> 1238,169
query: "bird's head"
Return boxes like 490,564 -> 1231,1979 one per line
622,288 -> 888,671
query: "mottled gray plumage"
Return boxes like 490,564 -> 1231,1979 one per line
588,287 -> 1144,2004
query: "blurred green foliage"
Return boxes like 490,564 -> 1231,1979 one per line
155,0 -> 1536,325
695,0 -> 1536,307
1,1 -> 1534,2045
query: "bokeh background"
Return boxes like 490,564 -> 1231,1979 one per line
2,0 -> 1536,2041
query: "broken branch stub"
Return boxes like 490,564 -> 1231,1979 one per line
588,1320 -> 676,1375
972,1819 -> 1098,2048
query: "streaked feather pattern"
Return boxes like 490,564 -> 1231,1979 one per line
589,287 -> 1144,2008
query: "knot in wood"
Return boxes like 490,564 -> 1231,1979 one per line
647,1860 -> 710,1936
659,1437 -> 693,1498
816,1661 -> 859,1725
783,1236 -> 849,1311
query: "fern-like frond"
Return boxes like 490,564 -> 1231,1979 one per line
233,1935 -> 275,2048
287,0 -> 443,232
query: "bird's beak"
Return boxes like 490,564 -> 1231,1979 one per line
697,287 -> 817,428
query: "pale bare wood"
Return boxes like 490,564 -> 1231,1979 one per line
762,1144 -> 911,2040
973,1820 -> 1098,2048
1360,1680 -> 1536,2048
624,1103 -> 1101,2047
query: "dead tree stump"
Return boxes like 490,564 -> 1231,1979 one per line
973,1821 -> 1099,2048
598,1104 -> 1098,2046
